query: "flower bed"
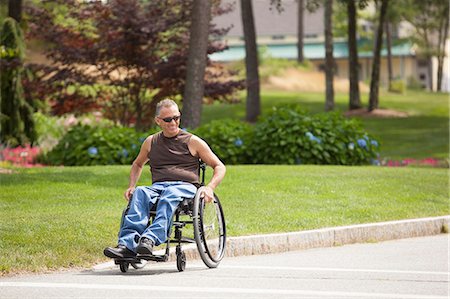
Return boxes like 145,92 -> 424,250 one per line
0,145 -> 44,167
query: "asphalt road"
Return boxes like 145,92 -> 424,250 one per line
0,234 -> 448,299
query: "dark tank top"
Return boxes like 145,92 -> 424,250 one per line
148,130 -> 199,185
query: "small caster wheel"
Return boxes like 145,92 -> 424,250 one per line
177,251 -> 186,272
119,262 -> 129,273
131,260 -> 146,269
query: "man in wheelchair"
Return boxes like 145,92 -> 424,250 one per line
104,99 -> 226,260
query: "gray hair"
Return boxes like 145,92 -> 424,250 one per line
155,99 -> 179,116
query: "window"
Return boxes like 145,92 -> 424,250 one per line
272,35 -> 285,40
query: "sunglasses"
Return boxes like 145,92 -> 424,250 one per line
158,115 -> 181,123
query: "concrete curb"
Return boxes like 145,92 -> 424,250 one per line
93,216 -> 449,270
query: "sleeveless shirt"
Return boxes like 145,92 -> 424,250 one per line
148,130 -> 200,185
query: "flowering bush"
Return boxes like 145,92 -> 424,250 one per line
34,112 -> 115,154
193,119 -> 253,164
250,106 -> 380,165
0,144 -> 43,167
40,125 -> 158,166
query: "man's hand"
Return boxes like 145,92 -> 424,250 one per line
201,185 -> 214,203
124,187 -> 135,201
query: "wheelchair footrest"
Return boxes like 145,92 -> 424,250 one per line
137,254 -> 168,262
114,257 -> 140,264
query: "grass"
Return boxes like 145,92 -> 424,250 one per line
0,89 -> 448,275
0,165 -> 448,275
201,89 -> 449,160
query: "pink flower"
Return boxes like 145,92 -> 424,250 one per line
0,144 -> 43,167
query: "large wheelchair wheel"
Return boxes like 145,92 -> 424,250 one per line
193,186 -> 226,268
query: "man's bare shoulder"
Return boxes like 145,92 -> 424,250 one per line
142,134 -> 157,152
189,134 -> 208,146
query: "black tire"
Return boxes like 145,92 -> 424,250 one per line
119,262 -> 129,273
193,187 -> 226,268
176,250 -> 186,272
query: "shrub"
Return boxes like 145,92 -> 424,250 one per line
41,124 -> 158,166
251,106 -> 380,165
389,79 -> 406,94
34,112 -> 115,153
194,119 -> 254,164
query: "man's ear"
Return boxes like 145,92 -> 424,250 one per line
154,117 -> 160,127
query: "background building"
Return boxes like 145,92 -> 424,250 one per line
210,0 -> 449,91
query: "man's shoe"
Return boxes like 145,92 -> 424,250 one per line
103,245 -> 136,259
136,238 -> 154,255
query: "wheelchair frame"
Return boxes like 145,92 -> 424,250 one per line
114,161 -> 226,273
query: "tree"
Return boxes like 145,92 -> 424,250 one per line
0,17 -> 36,146
324,0 -> 335,111
181,0 -> 212,129
384,20 -> 393,90
384,1 -> 411,91
297,0 -> 304,63
26,0 -> 243,130
436,0 -> 449,92
403,0 -> 448,91
368,0 -> 389,111
8,0 -> 21,23
241,0 -> 260,123
346,0 -> 362,110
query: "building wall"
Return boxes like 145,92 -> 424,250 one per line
310,56 -> 418,88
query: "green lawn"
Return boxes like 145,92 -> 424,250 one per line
0,89 -> 448,275
201,90 -> 449,160
0,165 -> 448,275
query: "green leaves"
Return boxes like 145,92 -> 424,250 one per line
193,119 -> 254,165
197,106 -> 380,165
41,124 -> 158,166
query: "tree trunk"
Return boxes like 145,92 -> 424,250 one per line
297,0 -> 304,64
347,0 -> 361,110
324,0 -> 334,111
385,21 -> 393,91
437,2 -> 449,92
181,0 -> 212,129
369,0 -> 389,111
241,0 -> 260,123
8,0 -> 22,23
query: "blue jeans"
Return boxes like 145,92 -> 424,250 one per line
118,181 -> 197,252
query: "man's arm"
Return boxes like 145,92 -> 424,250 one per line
189,135 -> 226,202
124,135 -> 152,201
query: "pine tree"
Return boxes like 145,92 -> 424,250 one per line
0,17 -> 36,146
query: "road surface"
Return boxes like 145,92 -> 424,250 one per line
0,234 -> 448,298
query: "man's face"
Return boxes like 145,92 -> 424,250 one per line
155,105 -> 181,137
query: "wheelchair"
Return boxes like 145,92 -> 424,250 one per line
114,162 -> 226,273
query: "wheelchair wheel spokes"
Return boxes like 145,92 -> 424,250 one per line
200,198 -> 225,262
193,187 -> 226,268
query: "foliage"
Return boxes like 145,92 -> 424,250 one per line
406,76 -> 424,90
40,124 -> 158,166
24,0 -> 244,130
401,0 -> 449,58
389,79 -> 406,94
0,17 -> 36,146
333,0 -> 370,39
251,106 -> 380,165
193,119 -> 254,164
33,111 -> 115,153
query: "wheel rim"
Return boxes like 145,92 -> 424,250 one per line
193,187 -> 226,267
199,197 -> 226,262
